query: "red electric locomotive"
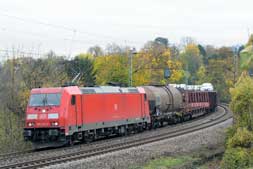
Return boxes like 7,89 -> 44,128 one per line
24,84 -> 217,149
24,86 -> 150,148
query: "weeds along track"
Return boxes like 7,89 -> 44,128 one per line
0,105 -> 231,169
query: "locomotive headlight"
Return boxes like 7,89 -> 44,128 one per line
51,121 -> 59,126
27,122 -> 35,127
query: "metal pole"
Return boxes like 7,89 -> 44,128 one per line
128,51 -> 131,87
186,63 -> 189,85
130,51 -> 133,86
129,48 -> 136,87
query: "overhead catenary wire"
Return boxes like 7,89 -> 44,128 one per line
0,10 -> 146,59
0,10 -> 141,44
0,49 -> 43,56
0,27 -> 110,47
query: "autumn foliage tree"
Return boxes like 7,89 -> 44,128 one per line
180,43 -> 202,84
66,54 -> 96,86
94,55 -> 128,85
221,35 -> 253,169
132,40 -> 184,86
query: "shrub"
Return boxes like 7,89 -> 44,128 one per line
0,110 -> 31,153
225,126 -> 237,143
221,147 -> 250,169
249,149 -> 253,166
227,127 -> 253,148
229,76 -> 253,129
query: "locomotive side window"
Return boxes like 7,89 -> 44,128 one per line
144,94 -> 147,101
71,95 -> 76,105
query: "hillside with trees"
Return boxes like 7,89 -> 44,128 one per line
0,36 -> 251,168
221,35 -> 253,169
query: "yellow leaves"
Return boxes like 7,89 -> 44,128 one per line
240,45 -> 253,70
246,34 -> 253,47
196,66 -> 206,82
229,76 -> 253,129
162,49 -> 171,59
94,46 -> 184,86
94,55 -> 128,85
227,127 -> 253,149
133,70 -> 151,86
76,53 -> 93,60
17,89 -> 30,113
132,48 -> 184,85
184,43 -> 200,56
180,44 -> 202,83
167,59 -> 184,83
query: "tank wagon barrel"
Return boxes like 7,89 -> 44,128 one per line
141,86 -> 182,113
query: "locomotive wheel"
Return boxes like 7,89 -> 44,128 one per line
68,136 -> 74,146
160,121 -> 164,127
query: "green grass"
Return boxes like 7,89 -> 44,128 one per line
129,156 -> 196,169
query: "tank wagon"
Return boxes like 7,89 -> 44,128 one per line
24,84 -> 217,149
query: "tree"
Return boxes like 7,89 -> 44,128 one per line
221,76 -> 253,169
170,45 -> 180,59
218,47 -> 233,59
240,45 -> 253,70
94,55 -> 128,85
133,42 -> 184,85
180,36 -> 196,47
239,35 -> 253,79
105,43 -> 129,56
154,37 -> 168,47
221,35 -> 253,168
198,44 -> 208,65
20,55 -> 68,89
87,45 -> 104,57
230,76 -> 253,130
67,54 -> 96,86
180,43 -> 202,84
246,34 -> 253,46
205,45 -> 218,59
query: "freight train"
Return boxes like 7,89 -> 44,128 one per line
23,84 -> 217,149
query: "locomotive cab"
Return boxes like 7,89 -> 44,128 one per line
23,86 -> 81,148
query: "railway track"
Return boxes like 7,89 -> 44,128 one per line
0,105 -> 232,169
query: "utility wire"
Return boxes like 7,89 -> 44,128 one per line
0,10 -> 139,43
0,26 -> 102,45
0,49 -> 42,56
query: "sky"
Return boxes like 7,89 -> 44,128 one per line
0,0 -> 252,57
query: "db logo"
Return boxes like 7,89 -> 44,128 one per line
114,104 -> 118,111
39,114 -> 47,119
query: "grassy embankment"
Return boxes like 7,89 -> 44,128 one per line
129,145 -> 225,169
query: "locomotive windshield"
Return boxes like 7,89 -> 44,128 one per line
29,93 -> 61,106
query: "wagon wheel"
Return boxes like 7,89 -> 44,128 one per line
68,136 -> 74,146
